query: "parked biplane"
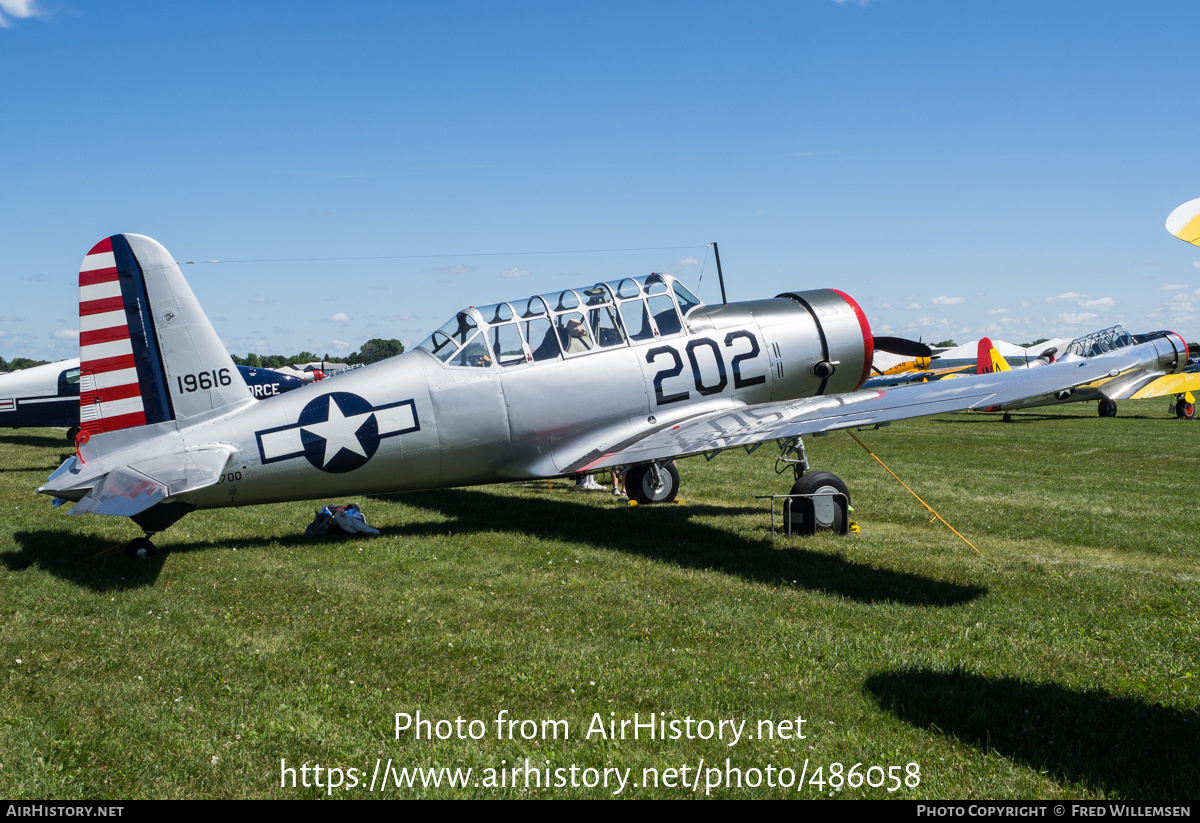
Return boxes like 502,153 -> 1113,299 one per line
37,234 -> 1170,552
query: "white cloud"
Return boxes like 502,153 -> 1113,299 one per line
52,329 -> 78,339
931,296 -> 965,305
438,264 -> 475,275
1078,297 -> 1116,310
1193,261 -> 1199,269
1058,312 -> 1098,325
1045,292 -> 1087,303
875,303 -> 892,310
250,296 -> 273,304
330,340 -> 349,349
502,267 -> 529,278
1158,283 -> 1189,291
906,317 -> 950,329
905,303 -> 921,310
987,308 -> 1008,316
678,257 -> 698,267
330,312 -> 350,322
0,1 -> 40,27
1149,294 -> 1196,323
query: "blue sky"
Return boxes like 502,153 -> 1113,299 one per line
2,0 -> 1197,362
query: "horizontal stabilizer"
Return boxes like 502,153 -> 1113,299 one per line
70,466 -> 167,517
67,446 -> 235,518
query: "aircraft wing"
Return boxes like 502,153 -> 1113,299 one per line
1129,372 -> 1200,400
563,357 -> 1141,473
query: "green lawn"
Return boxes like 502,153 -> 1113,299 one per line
1,401 -> 1196,798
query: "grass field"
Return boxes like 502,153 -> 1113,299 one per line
1,400 -> 1197,799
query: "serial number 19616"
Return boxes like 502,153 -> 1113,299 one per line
177,368 -> 233,393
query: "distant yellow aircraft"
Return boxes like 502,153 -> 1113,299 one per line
1166,198 -> 1200,247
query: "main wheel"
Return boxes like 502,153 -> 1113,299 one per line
124,537 -> 155,559
1176,395 -> 1196,419
1098,399 -> 1117,418
626,462 -> 679,505
784,471 -> 850,536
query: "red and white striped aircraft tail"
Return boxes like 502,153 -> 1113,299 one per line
77,234 -> 252,444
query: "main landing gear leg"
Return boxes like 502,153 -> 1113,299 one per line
777,436 -> 850,536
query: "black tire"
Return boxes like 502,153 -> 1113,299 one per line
66,427 -> 79,443
1002,413 -> 1013,423
785,471 -> 850,536
1098,399 -> 1117,418
626,462 -> 679,505
1177,396 -> 1196,420
125,537 -> 155,559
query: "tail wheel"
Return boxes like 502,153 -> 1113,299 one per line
1177,396 -> 1196,419
1098,399 -> 1117,418
66,427 -> 79,443
785,471 -> 850,536
626,462 -> 679,505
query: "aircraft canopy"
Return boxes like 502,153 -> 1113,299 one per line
416,274 -> 703,369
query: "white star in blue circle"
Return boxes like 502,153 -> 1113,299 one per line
254,392 -> 421,473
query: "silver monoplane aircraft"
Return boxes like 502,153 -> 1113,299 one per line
37,234 -> 1174,552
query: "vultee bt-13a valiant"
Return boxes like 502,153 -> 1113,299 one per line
37,234 -> 1168,553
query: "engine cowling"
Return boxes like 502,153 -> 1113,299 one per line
772,289 -> 875,396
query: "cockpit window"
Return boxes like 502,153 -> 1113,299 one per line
65,368 -> 81,385
452,334 -> 492,368
478,302 -> 515,324
557,312 -> 594,355
489,322 -> 528,367
546,289 -> 580,312
648,294 -> 682,336
615,278 -> 642,300
417,311 -> 480,361
1064,325 -> 1131,360
525,317 -> 560,361
419,272 -> 705,367
673,282 -> 701,316
620,300 -> 654,341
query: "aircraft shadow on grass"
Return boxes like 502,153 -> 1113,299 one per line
931,412 -> 1170,424
368,488 -> 987,607
864,667 -> 1199,797
5,531 -> 169,591
1,433 -> 73,448
6,488 -> 987,606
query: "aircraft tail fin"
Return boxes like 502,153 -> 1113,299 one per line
975,337 -> 1011,375
77,234 -> 252,440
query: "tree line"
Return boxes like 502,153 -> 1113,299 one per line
230,338 -> 405,369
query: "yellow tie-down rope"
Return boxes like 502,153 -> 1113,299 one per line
844,430 -> 980,554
